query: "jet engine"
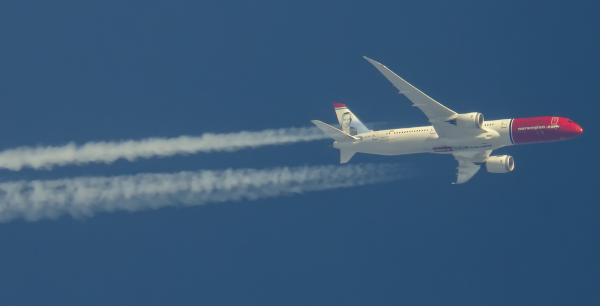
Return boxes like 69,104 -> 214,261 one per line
447,112 -> 484,129
485,155 -> 514,173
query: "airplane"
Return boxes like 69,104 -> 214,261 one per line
311,57 -> 583,184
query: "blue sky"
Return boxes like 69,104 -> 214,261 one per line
0,1 -> 598,305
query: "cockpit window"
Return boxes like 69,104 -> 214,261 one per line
568,120 -> 573,123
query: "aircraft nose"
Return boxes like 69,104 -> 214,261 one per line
569,123 -> 583,137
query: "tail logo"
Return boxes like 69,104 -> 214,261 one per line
333,103 -> 370,135
341,112 -> 358,136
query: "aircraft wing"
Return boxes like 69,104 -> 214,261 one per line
364,57 -> 455,122
452,150 -> 492,184
365,57 -> 487,138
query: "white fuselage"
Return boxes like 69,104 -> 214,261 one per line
334,119 -> 514,156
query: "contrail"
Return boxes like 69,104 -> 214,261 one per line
0,126 -> 328,171
0,163 -> 406,223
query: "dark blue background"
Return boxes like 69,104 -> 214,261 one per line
0,1 -> 598,305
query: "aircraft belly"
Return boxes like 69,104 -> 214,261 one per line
430,134 -> 511,154
351,137 -> 433,156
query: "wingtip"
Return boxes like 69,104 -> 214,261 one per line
363,56 -> 382,66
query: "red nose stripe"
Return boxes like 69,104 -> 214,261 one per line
333,103 -> 346,109
512,116 -> 581,144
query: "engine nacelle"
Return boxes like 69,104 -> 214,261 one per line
447,112 -> 484,129
486,155 -> 515,173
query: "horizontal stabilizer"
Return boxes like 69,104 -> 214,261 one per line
340,150 -> 356,164
311,120 -> 358,143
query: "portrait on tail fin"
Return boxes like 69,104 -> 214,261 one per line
341,112 -> 358,136
333,104 -> 370,136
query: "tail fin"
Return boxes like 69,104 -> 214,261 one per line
311,120 -> 358,164
333,104 -> 370,136
311,120 -> 357,143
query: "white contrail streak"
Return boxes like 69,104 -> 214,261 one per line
0,163 -> 405,222
0,127 -> 328,171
